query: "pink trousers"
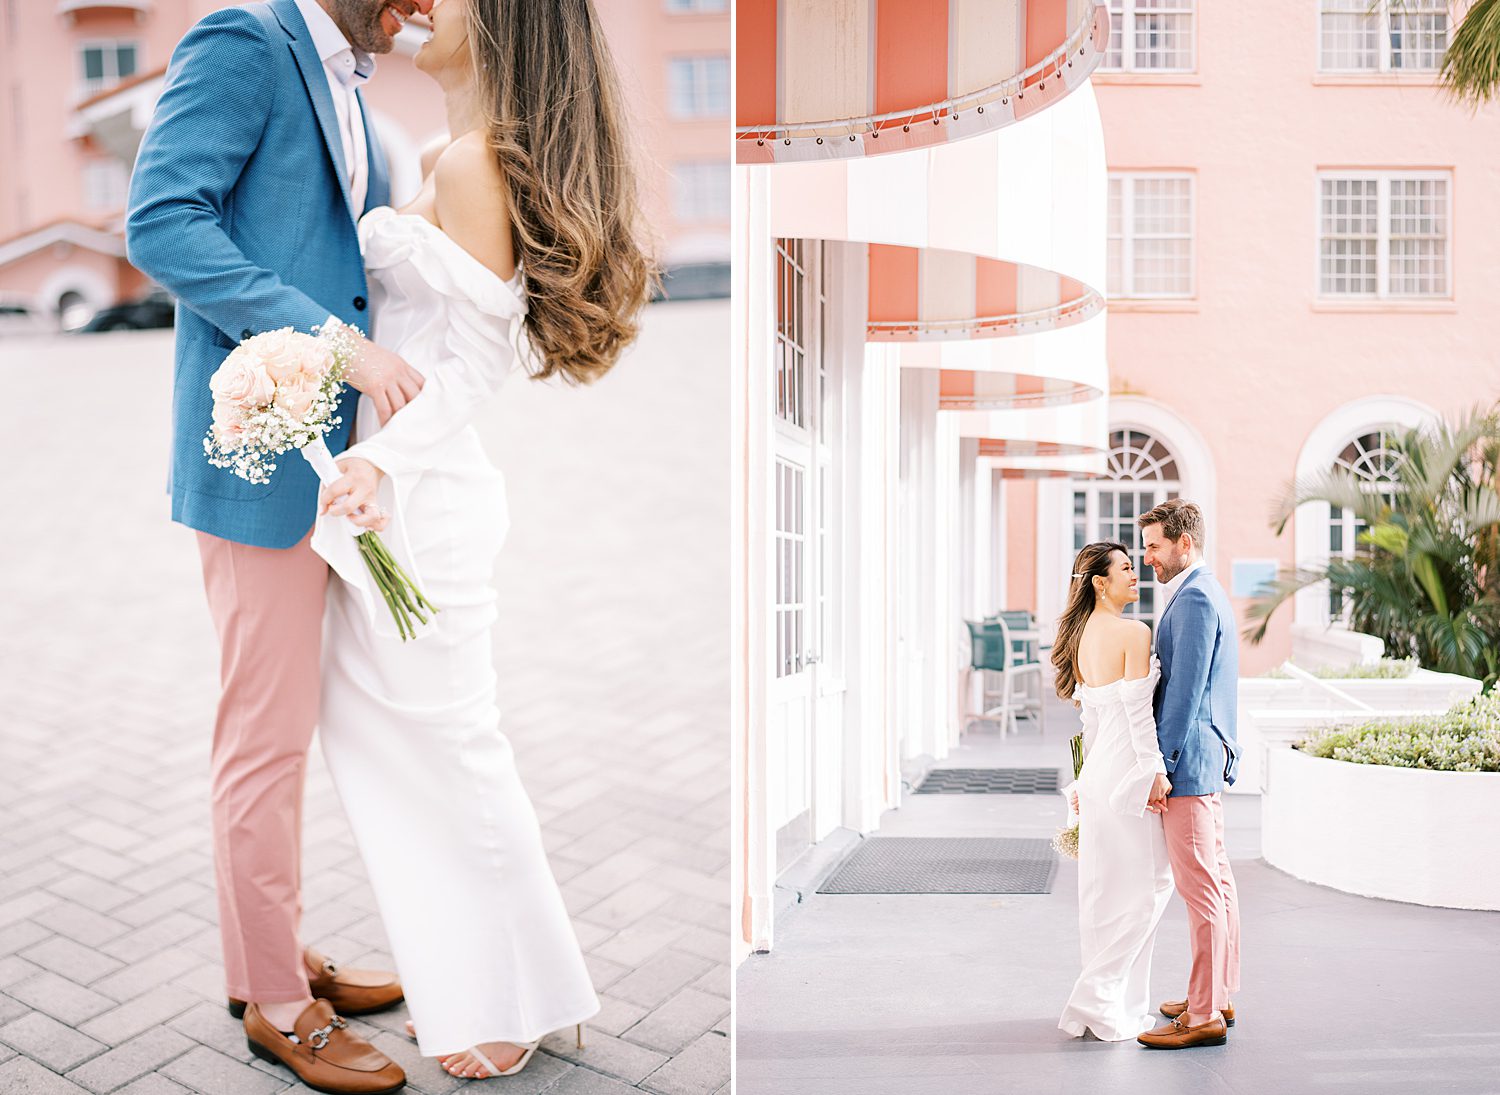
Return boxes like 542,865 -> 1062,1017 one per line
1160,792 -> 1241,1018
197,529 -> 327,1002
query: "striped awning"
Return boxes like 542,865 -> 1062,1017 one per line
768,81 -> 1107,304
736,0 -> 1107,164
866,244 -> 1101,342
947,396 -> 1110,468
899,309 -> 1107,408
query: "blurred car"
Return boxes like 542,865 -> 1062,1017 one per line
75,288 -> 175,333
652,262 -> 730,302
0,297 -> 51,336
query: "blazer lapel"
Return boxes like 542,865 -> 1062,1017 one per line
357,88 -> 391,215
272,0 -> 357,223
1157,565 -> 1205,635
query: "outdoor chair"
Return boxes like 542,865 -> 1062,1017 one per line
963,615 -> 1045,736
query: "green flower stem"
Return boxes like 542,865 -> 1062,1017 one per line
353,530 -> 437,642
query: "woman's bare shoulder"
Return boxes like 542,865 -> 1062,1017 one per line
432,131 -> 514,278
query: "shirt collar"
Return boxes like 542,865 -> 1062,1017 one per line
1162,559 -> 1204,608
294,0 -> 375,86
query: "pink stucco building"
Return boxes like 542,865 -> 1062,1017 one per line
0,0 -> 728,322
1006,0 -> 1499,676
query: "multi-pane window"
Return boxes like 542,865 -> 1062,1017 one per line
1318,172 -> 1449,299
1107,174 -> 1194,298
1072,430 -> 1182,628
1319,0 -> 1448,73
79,40 -> 138,96
1100,0 -> 1196,72
667,55 -> 728,118
665,0 -> 726,10
82,159 -> 129,210
775,239 -> 808,429
774,458 -> 806,679
1328,428 -> 1403,618
672,162 -> 729,222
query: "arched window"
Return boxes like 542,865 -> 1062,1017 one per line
1327,427 -> 1403,618
1071,429 -> 1181,626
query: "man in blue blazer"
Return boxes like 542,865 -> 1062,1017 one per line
1133,499 -> 1242,1052
125,0 -> 428,1086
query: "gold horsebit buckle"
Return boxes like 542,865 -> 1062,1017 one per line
306,1015 -> 347,1051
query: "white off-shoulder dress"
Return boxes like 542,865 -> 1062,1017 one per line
310,206 -> 599,1057
1057,659 -> 1175,1042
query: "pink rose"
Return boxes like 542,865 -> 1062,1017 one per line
299,341 -> 335,381
273,370 -> 320,422
248,328 -> 308,383
210,354 -> 276,408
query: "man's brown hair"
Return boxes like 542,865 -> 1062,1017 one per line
1137,498 -> 1205,547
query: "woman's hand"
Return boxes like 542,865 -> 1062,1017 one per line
1069,789 -> 1080,813
320,456 -> 389,532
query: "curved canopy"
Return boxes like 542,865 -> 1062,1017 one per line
736,0 -> 1107,164
866,244 -> 1101,343
947,396 -> 1110,465
768,82 -> 1107,300
899,309 -> 1107,408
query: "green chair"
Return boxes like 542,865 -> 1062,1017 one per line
963,615 -> 1045,736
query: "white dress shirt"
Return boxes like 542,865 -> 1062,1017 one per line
1161,559 -> 1204,613
294,0 -> 374,214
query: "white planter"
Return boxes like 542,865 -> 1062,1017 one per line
1263,747 -> 1500,911
1289,622 -> 1386,671
1232,669 -> 1482,794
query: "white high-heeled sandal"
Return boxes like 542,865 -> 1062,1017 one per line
404,1022 -> 586,1079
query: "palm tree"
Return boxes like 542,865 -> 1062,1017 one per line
1245,408 -> 1500,687
1389,0 -> 1500,106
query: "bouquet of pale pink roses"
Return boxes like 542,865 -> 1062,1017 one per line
204,322 -> 437,640
1053,732 -> 1085,860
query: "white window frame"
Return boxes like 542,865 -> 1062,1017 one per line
1316,0 -> 1449,74
672,161 -> 729,223
1108,172 -> 1196,300
1315,169 -> 1451,301
81,158 -> 129,211
667,54 -> 729,119
78,38 -> 140,97
1098,0 -> 1198,73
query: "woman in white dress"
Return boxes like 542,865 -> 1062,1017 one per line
309,0 -> 652,1080
1052,541 -> 1177,1042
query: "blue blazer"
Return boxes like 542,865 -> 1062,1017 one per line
125,0 -> 391,549
1153,567 -> 1241,797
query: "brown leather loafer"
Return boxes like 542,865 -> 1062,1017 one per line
245,998 -> 405,1094
1138,1014 -> 1229,1049
1160,997 -> 1235,1026
229,948 -> 403,1019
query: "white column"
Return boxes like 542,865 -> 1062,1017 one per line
735,166 -> 776,955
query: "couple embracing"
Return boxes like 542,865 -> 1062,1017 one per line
125,0 -> 650,1090
1051,499 -> 1243,1049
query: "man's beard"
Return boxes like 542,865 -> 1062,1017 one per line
333,0 -> 400,54
1155,555 -> 1188,584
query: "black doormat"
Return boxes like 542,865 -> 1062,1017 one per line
915,767 -> 1060,794
818,837 -> 1057,894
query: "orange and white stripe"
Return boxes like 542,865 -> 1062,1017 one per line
767,82 -> 1108,308
736,0 -> 1108,163
865,243 -> 1101,342
947,395 -> 1110,472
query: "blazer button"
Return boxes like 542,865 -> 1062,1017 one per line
240,328 -> 252,340
353,296 -> 367,311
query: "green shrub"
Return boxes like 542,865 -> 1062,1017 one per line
1264,658 -> 1419,681
1295,692 -> 1500,772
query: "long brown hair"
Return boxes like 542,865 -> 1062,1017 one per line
467,0 -> 656,384
1051,541 -> 1129,701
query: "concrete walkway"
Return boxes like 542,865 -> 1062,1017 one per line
0,304 -> 729,1095
735,709 -> 1500,1095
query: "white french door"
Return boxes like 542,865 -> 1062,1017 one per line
768,237 -> 841,872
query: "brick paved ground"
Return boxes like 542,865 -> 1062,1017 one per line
0,301 -> 730,1095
